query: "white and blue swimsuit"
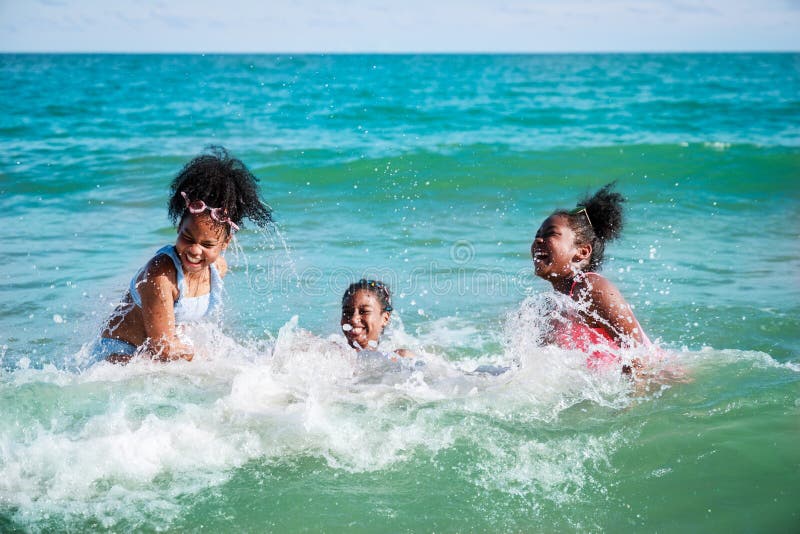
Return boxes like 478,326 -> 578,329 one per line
91,245 -> 224,361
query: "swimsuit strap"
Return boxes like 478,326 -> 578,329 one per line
129,245 -> 223,317
206,258 -> 224,316
129,245 -> 178,307
568,271 -> 603,298
567,271 -> 653,348
160,245 -> 188,296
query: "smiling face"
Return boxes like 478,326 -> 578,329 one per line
341,289 -> 391,350
531,214 -> 591,285
174,213 -> 229,275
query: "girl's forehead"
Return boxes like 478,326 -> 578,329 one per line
343,289 -> 381,306
539,213 -> 569,230
179,213 -> 227,239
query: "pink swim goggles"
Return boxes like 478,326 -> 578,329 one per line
181,191 -> 239,231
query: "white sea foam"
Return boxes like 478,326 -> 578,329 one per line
2,304 -> 788,529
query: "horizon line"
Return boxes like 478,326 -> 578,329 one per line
2,50 -> 798,55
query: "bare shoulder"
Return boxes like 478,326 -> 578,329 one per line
583,273 -> 625,305
575,273 -> 625,307
581,272 -> 644,344
216,255 -> 229,277
136,254 -> 179,294
146,254 -> 178,280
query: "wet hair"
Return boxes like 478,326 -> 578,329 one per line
341,279 -> 393,312
167,146 -> 272,233
554,182 -> 625,271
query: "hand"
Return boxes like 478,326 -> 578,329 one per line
394,348 -> 416,358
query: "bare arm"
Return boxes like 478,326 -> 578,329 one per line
136,256 -> 193,361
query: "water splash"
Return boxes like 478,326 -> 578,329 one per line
254,221 -> 300,287
0,310 -> 792,531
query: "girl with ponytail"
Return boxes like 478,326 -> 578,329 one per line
531,182 -> 651,371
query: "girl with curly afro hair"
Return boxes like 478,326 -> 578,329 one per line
93,146 -> 272,364
531,182 -> 652,372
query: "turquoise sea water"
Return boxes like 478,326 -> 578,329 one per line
1,54 -> 798,531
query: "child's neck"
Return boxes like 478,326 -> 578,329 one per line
551,269 -> 588,295
183,266 -> 210,290
551,275 -> 574,295
183,264 -> 209,276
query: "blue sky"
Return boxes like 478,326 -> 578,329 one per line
1,0 -> 798,52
